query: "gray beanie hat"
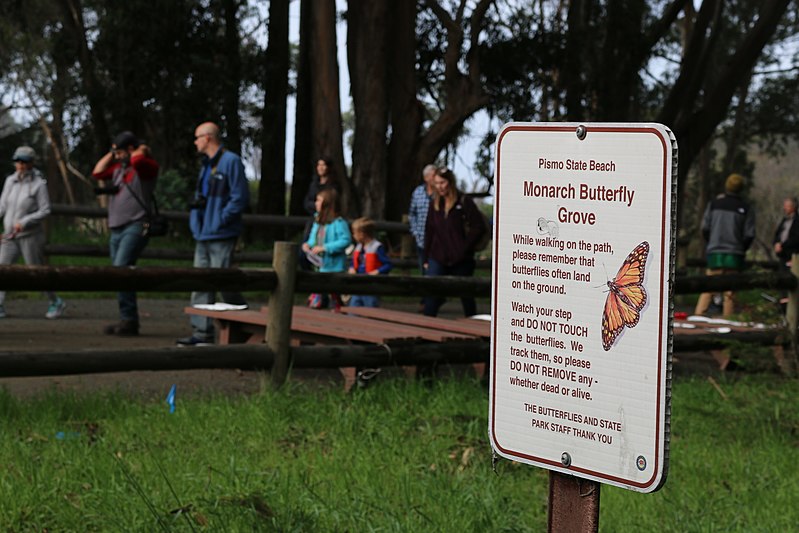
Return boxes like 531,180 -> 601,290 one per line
12,146 -> 36,163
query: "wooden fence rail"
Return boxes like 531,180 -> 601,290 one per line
0,334 -> 786,378
0,265 -> 489,297
50,204 -> 409,233
2,243 -> 798,380
42,244 -> 456,270
0,341 -> 490,378
0,265 -> 795,296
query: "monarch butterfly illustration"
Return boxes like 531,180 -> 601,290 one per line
601,241 -> 650,351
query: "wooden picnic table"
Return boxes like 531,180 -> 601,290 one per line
184,305 -> 483,346
184,305 -> 488,389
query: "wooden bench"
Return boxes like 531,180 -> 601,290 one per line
183,307 -> 269,345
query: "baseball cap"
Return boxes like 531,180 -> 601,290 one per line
112,131 -> 140,150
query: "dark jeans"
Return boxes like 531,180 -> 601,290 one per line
423,257 -> 476,317
110,222 -> 149,322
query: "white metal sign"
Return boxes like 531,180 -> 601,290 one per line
489,123 -> 675,493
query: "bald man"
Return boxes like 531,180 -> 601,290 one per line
177,122 -> 250,346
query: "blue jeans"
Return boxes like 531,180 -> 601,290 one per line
109,222 -> 149,322
423,257 -> 476,317
350,294 -> 380,307
190,238 -> 246,340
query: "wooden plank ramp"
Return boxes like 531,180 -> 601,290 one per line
184,305 -> 481,345
340,306 -> 490,338
271,306 -> 478,343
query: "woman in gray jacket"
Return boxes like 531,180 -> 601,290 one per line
0,146 -> 66,318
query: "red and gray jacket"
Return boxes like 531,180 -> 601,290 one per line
352,239 -> 393,274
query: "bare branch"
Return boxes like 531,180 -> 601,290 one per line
424,0 -> 460,34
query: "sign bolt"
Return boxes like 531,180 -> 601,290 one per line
576,125 -> 587,140
561,452 -> 572,467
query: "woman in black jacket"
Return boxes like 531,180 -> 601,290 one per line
422,168 -> 486,317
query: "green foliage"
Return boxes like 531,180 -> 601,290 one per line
155,169 -> 192,212
0,376 -> 797,530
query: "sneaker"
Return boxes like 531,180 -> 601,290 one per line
308,293 -> 323,309
176,336 -> 213,347
46,298 -> 67,319
103,320 -> 139,336
0,305 -> 5,318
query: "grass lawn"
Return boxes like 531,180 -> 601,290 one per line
0,373 -> 797,531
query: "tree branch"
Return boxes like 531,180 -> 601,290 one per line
641,0 -> 691,57
657,0 -> 722,124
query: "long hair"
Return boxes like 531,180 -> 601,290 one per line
316,187 -> 340,224
433,167 -> 459,213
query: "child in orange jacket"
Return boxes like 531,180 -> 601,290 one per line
348,217 -> 393,307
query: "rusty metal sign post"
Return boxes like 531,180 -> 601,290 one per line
489,123 -> 677,531
548,471 -> 600,532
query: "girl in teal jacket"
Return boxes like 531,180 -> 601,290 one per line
302,189 -> 351,309
303,188 -> 351,272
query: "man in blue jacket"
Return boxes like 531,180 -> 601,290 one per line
177,122 -> 250,346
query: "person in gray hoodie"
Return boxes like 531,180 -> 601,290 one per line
0,146 -> 66,319
694,173 -> 755,317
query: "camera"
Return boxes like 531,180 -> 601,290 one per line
189,195 -> 207,210
94,185 -> 120,195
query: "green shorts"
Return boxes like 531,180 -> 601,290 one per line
706,253 -> 744,270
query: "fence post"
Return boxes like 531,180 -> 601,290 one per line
400,214 -> 414,273
267,241 -> 298,387
787,255 -> 799,376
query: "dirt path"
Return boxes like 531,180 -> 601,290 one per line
0,296 -> 272,399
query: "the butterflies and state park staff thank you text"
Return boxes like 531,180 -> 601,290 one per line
489,123 -> 676,493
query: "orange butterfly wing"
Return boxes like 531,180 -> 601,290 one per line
602,241 -> 650,351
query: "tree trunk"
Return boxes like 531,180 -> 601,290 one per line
308,0 -> 351,215
386,2 -> 425,223
259,0 -> 290,229
563,0 -> 594,120
347,0 -> 390,219
385,1 -> 494,222
290,0 -> 314,218
596,0 -> 647,120
415,1 -> 492,173
223,0 -> 242,154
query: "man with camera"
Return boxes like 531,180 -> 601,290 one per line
91,131 -> 159,336
177,121 -> 250,346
